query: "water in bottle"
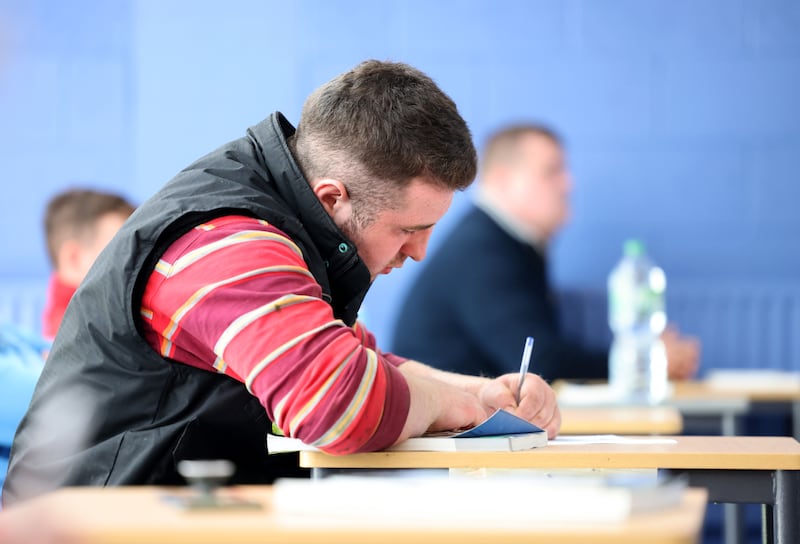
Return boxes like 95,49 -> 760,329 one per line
608,239 -> 668,404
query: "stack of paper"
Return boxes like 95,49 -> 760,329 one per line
271,473 -> 686,527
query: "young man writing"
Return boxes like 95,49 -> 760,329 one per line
3,61 -> 560,506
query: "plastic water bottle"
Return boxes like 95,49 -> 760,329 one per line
607,239 -> 668,404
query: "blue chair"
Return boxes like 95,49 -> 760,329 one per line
0,324 -> 48,494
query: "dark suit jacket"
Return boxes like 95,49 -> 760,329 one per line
392,205 -> 608,382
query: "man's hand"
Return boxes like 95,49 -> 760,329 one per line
477,373 -> 561,439
662,325 -> 700,380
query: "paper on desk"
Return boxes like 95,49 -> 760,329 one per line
557,384 -> 625,406
706,369 -> 800,392
550,435 -> 678,446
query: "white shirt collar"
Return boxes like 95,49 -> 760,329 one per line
474,192 -> 547,254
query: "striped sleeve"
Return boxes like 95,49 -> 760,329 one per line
139,215 -> 410,454
353,320 -> 408,367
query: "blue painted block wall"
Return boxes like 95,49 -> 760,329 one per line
1,0 -> 799,369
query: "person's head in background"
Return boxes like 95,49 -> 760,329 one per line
42,189 -> 135,339
478,124 -> 571,245
45,189 -> 135,286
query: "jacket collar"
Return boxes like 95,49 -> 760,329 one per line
248,112 -> 371,322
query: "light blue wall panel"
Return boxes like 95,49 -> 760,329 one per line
0,0 -> 797,364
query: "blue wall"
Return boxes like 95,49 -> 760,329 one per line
1,0 -> 799,357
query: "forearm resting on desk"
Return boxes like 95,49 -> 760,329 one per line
398,360 -> 491,396
395,360 -> 561,440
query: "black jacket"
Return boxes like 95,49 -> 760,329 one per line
3,113 -> 371,505
393,205 -> 607,382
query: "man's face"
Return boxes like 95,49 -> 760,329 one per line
341,179 -> 454,280
508,134 -> 572,239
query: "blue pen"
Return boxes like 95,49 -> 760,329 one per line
516,336 -> 535,405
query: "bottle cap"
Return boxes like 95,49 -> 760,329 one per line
623,239 -> 644,257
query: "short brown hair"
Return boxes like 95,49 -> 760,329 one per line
290,60 -> 477,222
482,124 -> 562,174
44,189 -> 135,266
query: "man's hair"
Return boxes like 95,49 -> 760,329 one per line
290,60 -> 477,226
481,124 -> 562,175
44,188 -> 135,266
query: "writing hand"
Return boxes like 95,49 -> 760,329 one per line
478,373 -> 561,439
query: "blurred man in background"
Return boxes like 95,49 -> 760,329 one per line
1,189 -> 134,493
394,124 -> 699,382
42,189 -> 135,340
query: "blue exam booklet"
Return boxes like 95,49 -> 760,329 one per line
449,409 -> 544,438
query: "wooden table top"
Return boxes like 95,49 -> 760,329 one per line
0,485 -> 709,544
299,435 -> 800,471
672,379 -> 800,403
555,377 -> 800,408
560,406 -> 683,435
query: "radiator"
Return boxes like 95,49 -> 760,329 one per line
558,283 -> 800,374
0,279 -> 48,336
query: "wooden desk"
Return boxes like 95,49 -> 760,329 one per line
673,380 -> 800,404
556,379 -> 800,438
556,380 -> 799,544
671,380 -> 800,438
561,406 -> 683,435
301,436 -> 800,544
0,485 -> 708,544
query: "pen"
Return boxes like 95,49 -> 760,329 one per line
516,336 -> 535,405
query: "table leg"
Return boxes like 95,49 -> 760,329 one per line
763,504 -> 773,544
663,468 -> 776,544
720,411 -> 743,544
773,470 -> 799,544
724,503 -> 743,544
721,411 -> 740,436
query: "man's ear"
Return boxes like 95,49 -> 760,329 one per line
312,179 -> 353,223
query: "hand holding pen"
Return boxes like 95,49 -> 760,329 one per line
473,335 -> 561,438
516,336 -> 535,405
